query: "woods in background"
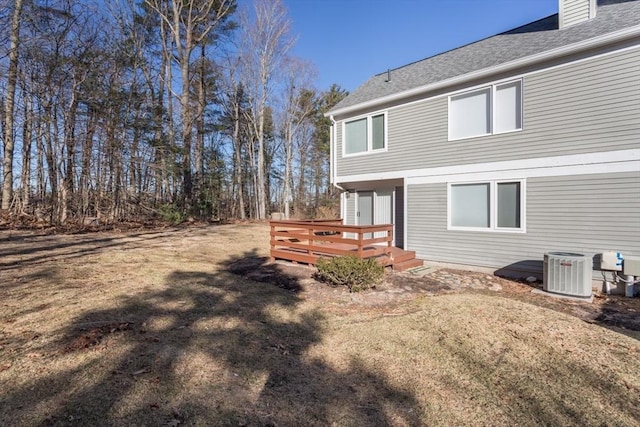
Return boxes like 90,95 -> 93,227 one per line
0,0 -> 347,226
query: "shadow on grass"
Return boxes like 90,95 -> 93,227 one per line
0,250 -> 422,426
0,228 -> 193,271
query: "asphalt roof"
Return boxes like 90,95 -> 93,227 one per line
329,0 -> 640,114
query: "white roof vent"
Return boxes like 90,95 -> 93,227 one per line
559,0 -> 597,29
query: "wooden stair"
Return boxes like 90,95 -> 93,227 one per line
379,247 -> 424,272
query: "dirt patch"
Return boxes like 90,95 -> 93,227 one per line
63,323 -> 131,353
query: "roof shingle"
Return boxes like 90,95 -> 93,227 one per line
329,0 -> 640,113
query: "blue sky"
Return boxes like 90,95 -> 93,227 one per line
284,0 -> 560,92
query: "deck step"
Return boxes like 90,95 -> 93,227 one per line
393,258 -> 424,272
392,250 -> 417,264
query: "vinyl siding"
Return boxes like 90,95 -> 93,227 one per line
336,46 -> 640,178
343,191 -> 357,239
345,191 -> 356,225
406,172 -> 640,275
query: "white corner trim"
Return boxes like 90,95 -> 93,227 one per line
326,25 -> 640,118
335,149 -> 640,185
403,180 -> 408,251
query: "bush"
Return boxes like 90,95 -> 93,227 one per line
315,255 -> 384,292
158,203 -> 186,224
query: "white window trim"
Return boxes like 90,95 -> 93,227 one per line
448,79 -> 523,141
447,179 -> 526,233
342,111 -> 388,157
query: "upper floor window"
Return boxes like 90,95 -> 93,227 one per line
344,112 -> 386,155
449,79 -> 522,140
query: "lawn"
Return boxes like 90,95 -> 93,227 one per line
1,223 -> 639,426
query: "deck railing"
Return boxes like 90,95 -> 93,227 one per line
269,219 -> 393,265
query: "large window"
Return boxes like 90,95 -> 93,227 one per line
344,113 -> 386,155
449,80 -> 522,140
449,180 -> 524,232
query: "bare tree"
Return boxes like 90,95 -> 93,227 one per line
218,54 -> 249,220
240,0 -> 295,219
278,57 -> 316,218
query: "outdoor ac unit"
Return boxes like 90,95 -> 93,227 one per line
543,252 -> 593,298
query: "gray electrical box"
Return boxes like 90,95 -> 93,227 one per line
600,251 -> 623,271
622,256 -> 640,276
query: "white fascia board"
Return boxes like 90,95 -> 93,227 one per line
325,25 -> 640,118
335,149 -> 640,185
408,160 -> 640,185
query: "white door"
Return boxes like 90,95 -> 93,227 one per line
374,189 -> 393,239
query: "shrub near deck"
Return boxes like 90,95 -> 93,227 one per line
315,255 -> 385,292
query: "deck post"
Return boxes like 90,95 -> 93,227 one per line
269,222 -> 276,262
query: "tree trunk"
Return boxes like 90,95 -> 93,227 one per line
256,101 -> 266,219
43,105 -> 59,223
80,109 -> 97,218
232,94 -> 246,220
20,91 -> 33,212
36,119 -> 45,208
2,0 -> 24,210
194,44 -> 206,215
61,86 -> 79,224
283,120 -> 293,219
180,56 -> 193,210
165,42 -> 176,204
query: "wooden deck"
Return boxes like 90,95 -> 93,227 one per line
269,219 -> 423,271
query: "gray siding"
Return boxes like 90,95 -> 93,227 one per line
406,172 -> 640,275
561,0 -> 594,28
336,47 -> 640,178
344,191 -> 356,225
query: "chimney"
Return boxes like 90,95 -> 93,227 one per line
558,0 -> 597,29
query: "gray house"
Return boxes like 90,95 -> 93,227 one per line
326,0 -> 640,278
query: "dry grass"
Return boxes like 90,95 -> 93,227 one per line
1,223 -> 639,426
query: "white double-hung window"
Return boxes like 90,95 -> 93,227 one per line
344,112 -> 386,155
449,79 -> 522,140
448,180 -> 525,232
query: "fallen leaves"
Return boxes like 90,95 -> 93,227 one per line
63,322 -> 131,353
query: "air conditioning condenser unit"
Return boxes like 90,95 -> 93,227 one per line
543,252 -> 592,298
